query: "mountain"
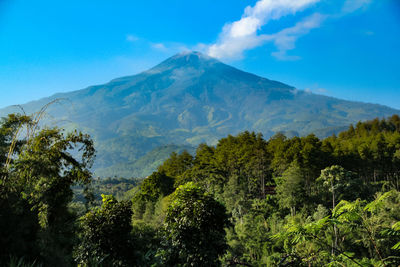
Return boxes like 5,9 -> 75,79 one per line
0,51 -> 398,177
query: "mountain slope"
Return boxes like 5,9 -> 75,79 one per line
0,51 -> 398,177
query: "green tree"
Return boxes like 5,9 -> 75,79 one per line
0,113 -> 95,265
75,195 -> 135,266
332,191 -> 400,266
214,132 -> 271,198
274,190 -> 400,266
158,150 -> 194,178
275,163 -> 307,216
161,182 -> 230,266
131,171 -> 174,223
177,143 -> 223,189
227,197 -> 277,266
137,171 -> 174,202
317,165 -> 362,210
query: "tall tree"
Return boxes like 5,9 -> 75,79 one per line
161,182 -> 229,266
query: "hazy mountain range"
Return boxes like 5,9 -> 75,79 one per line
0,51 -> 398,177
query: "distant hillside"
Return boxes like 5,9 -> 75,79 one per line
0,51 -> 398,177
95,144 -> 196,178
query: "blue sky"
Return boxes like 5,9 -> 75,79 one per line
0,0 -> 399,109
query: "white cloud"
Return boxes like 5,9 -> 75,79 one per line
230,17 -> 260,38
205,0 -> 374,61
207,0 -> 320,60
270,12 -> 325,60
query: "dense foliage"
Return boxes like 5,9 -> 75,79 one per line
0,113 -> 94,265
161,182 -> 229,266
1,113 -> 400,266
75,195 -> 135,266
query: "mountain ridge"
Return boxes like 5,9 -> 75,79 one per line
0,51 -> 398,177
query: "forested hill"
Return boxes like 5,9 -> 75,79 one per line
2,113 -> 400,266
0,51 -> 398,177
125,115 -> 400,266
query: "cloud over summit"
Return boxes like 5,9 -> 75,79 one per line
207,0 -> 320,60
205,0 -> 373,61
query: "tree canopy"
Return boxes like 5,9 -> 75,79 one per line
1,114 -> 400,266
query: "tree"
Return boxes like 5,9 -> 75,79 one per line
158,150 -> 194,178
131,171 -> 174,223
275,163 -> 307,216
0,113 -> 32,167
228,197 -> 277,266
214,132 -> 271,198
275,190 -> 400,266
317,165 -> 361,211
161,182 -> 230,266
334,190 -> 400,265
75,195 -> 135,266
136,171 -> 175,202
177,143 -> 223,189
0,113 -> 95,265
317,165 -> 362,255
